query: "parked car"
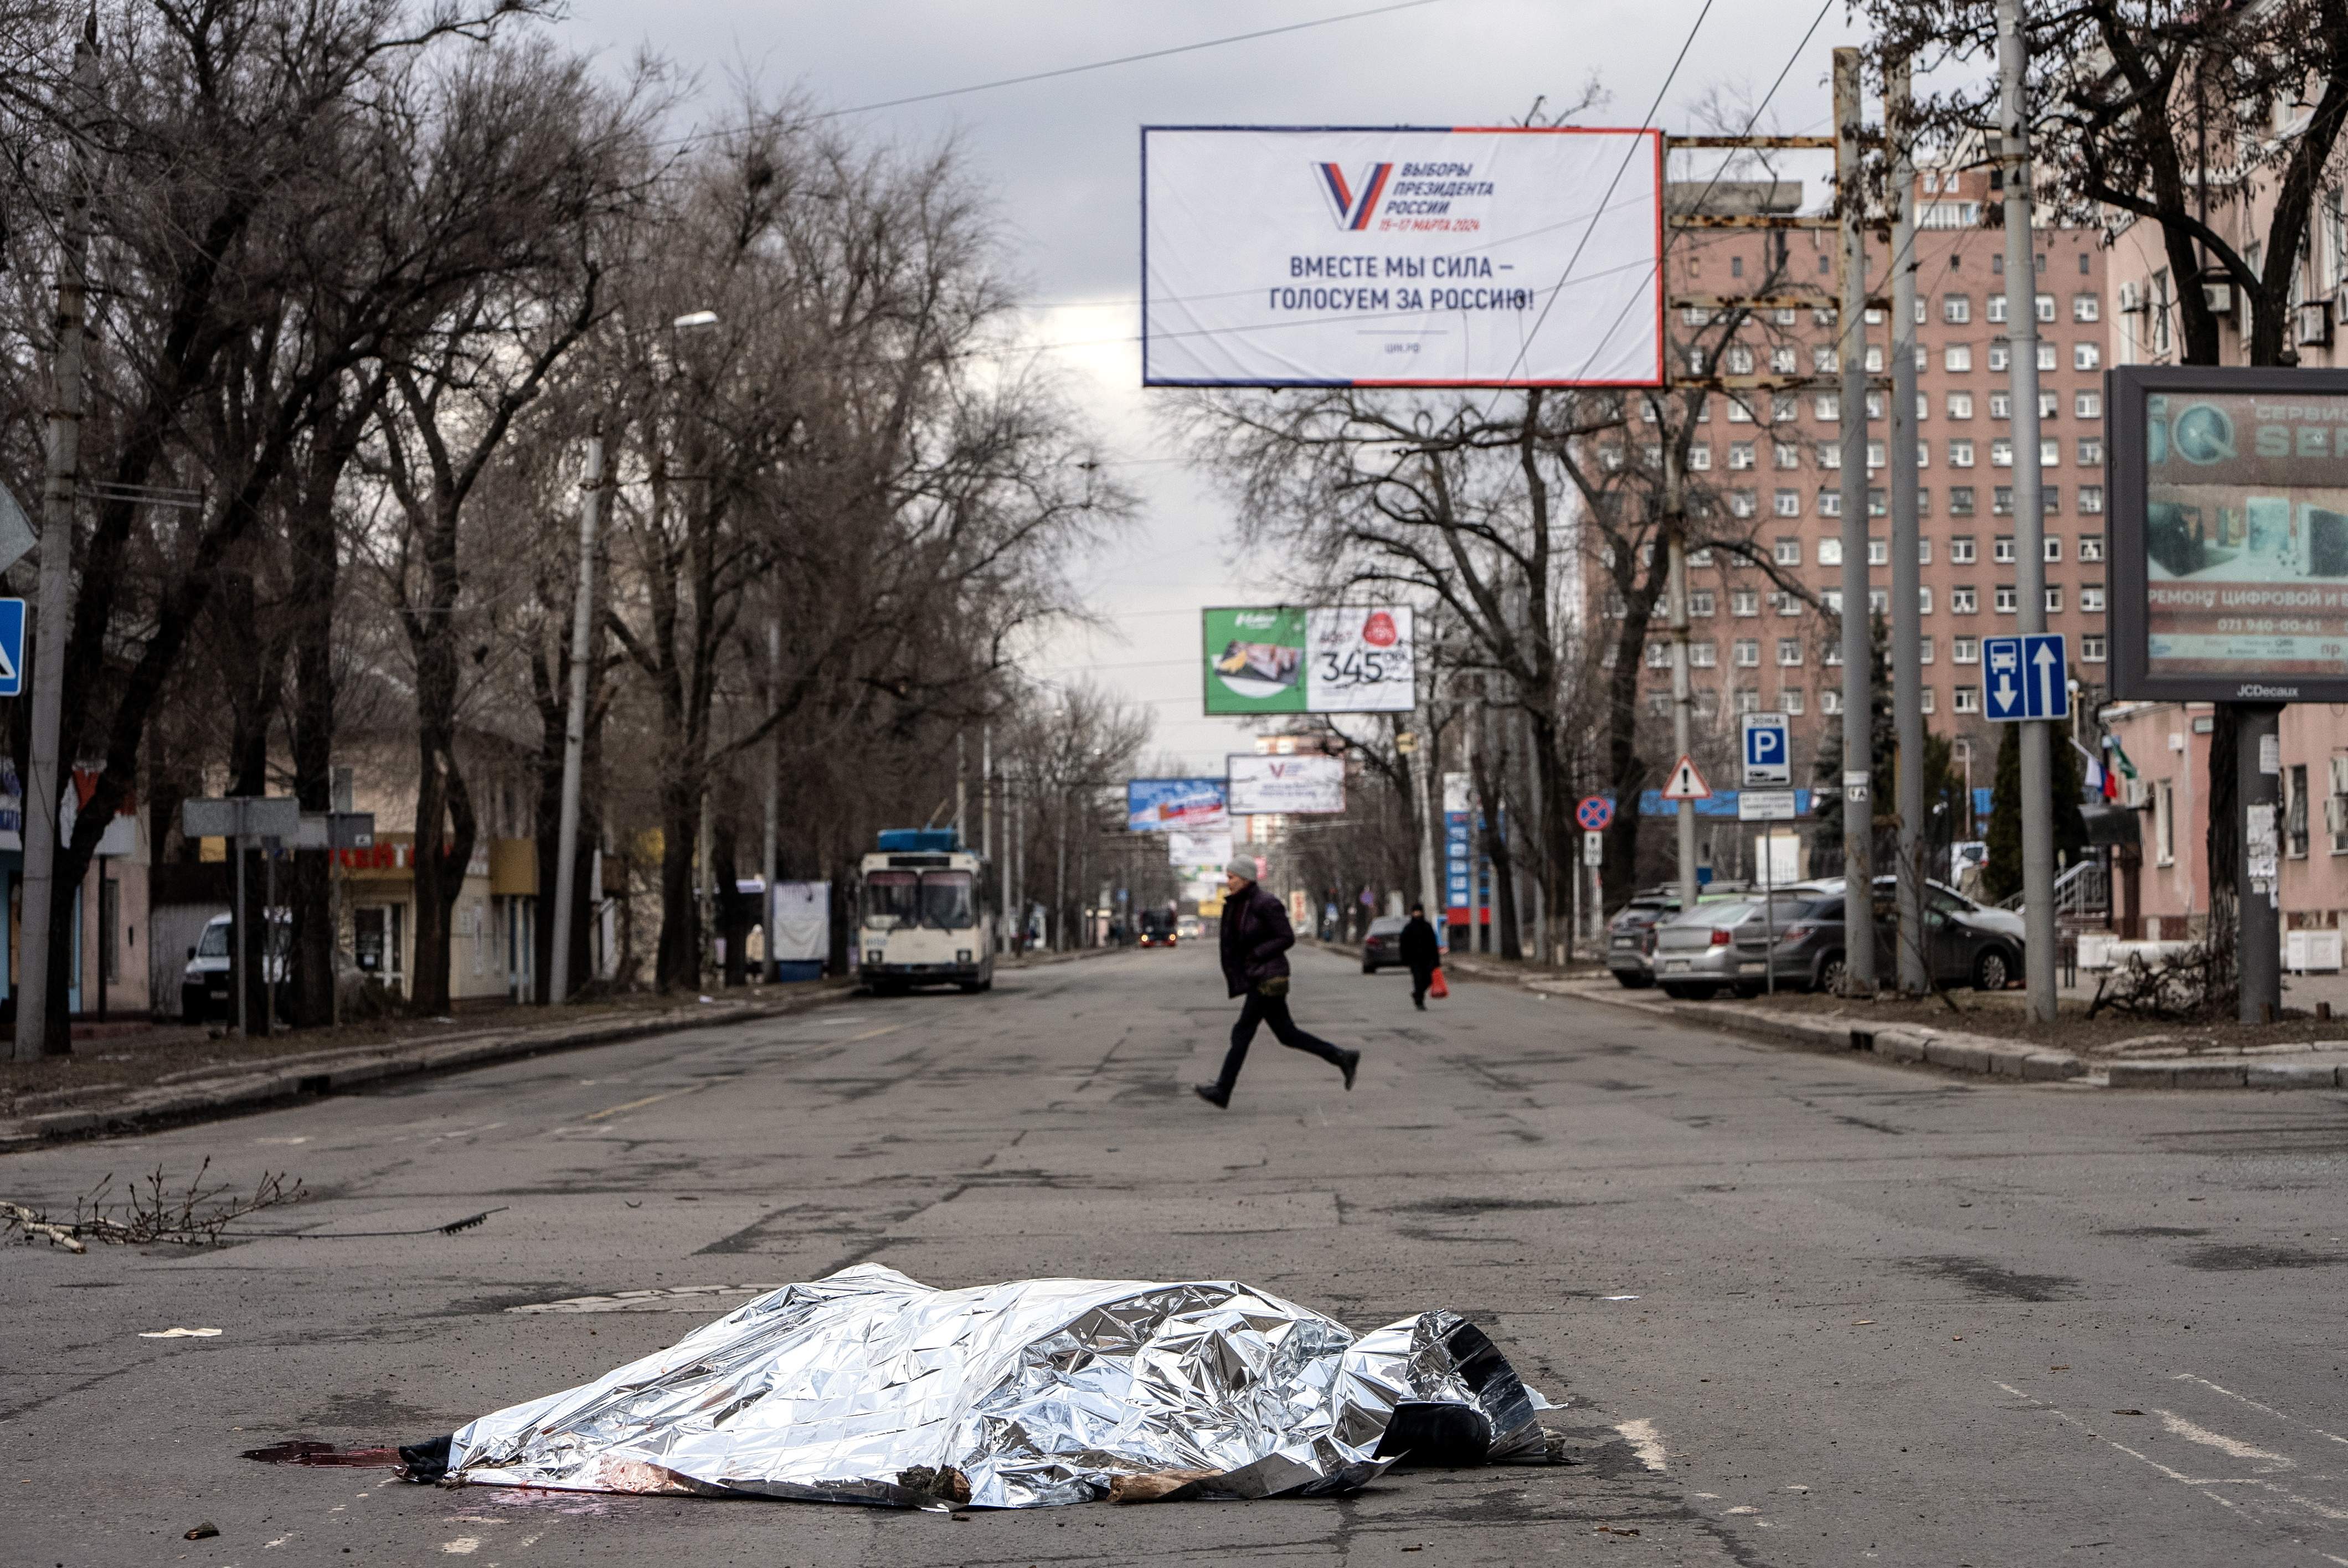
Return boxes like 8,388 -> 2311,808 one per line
181,911 -> 291,1022
1177,915 -> 1202,942
1608,883 -> 1826,989
1360,915 -> 1408,973
1657,881 -> 2025,999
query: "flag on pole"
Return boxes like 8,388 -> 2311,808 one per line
2069,736 -> 2112,801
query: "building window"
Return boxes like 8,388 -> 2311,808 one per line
2035,292 -> 2056,321
1865,344 -> 1886,373
1814,345 -> 1839,373
1732,589 -> 1759,617
2289,765 -> 2310,858
2045,486 -> 2062,514
1918,537 -> 1933,564
1995,585 -> 2019,612
1774,591 -> 1804,617
1917,439 -> 1932,467
1951,535 -> 1976,564
1777,637 -> 1804,666
2074,293 -> 2101,322
1815,393 -> 1839,422
1821,589 -> 1843,616
1729,488 -> 1758,518
1953,684 -> 1980,713
1866,537 -> 1888,565
1691,589 -> 1716,616
2040,586 -> 2060,612
1949,486 -> 1976,515
2077,391 -> 2102,419
1774,537 -> 1802,566
2080,485 -> 2104,514
1989,341 -> 2011,372
1818,537 -> 1843,566
1920,634 -> 1935,662
2330,756 -> 2348,853
1691,641 -> 1718,668
1866,440 -> 1886,471
1868,587 -> 1890,615
2074,583 -> 2101,615
2079,534 -> 2103,563
1991,437 -> 2014,468
1774,441 -> 1800,470
1944,344 -> 1973,372
1988,292 -> 2007,322
1868,487 -> 1888,518
1994,535 -> 2016,564
1948,391 -> 1974,420
1918,585 -> 1934,614
1817,441 -> 1842,470
1647,690 -> 1672,715
1647,642 -> 1671,668
2045,535 -> 2063,563
2082,635 -> 2105,662
2041,389 -> 2061,421
1734,637 -> 1760,667
1944,293 -> 1971,323
1820,688 -> 1842,715
2155,779 -> 2175,865
1993,486 -> 2014,515
1783,688 -> 1807,714
1953,586 -> 1979,614
1990,390 -> 2011,419
2079,437 -> 2103,465
1921,686 -> 1937,713
1729,441 -> 1757,470
2038,437 -> 2059,468
1689,546 -> 1713,566
1819,489 -> 1841,517
1950,439 -> 1975,468
1954,636 -> 1980,663
1918,391 -> 1933,420
2075,341 -> 2102,370
1736,688 -> 1761,714
1770,344 -> 1799,374
1688,445 -> 1713,470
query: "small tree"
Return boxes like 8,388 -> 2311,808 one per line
1983,720 -> 2086,905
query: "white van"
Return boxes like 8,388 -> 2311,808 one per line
181,911 -> 290,1022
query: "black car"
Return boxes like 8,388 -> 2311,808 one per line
1361,915 -> 1407,973
1767,884 -> 2025,994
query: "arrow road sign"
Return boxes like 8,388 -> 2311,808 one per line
1740,710 -> 1790,786
0,599 -> 23,698
1575,795 -> 1614,832
1983,633 -> 2068,722
1660,754 -> 1713,802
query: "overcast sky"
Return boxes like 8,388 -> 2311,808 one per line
560,0 -> 1871,773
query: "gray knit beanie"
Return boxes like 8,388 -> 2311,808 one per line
1226,858 -> 1257,882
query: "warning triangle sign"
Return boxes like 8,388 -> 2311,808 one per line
1659,754 -> 1712,801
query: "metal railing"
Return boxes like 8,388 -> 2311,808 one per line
1999,859 -> 2107,917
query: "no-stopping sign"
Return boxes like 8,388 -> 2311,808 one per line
1575,796 -> 1613,832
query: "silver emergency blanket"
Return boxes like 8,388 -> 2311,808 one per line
446,1262 -> 1552,1507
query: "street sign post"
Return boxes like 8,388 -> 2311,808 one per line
1736,790 -> 1798,822
1739,711 -> 1790,786
1582,831 -> 1604,866
181,797 -> 303,1039
0,599 -> 23,698
1983,633 -> 2069,723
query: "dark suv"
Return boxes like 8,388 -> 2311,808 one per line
1769,882 -> 2026,994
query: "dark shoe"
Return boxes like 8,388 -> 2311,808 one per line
1414,997 -> 1426,1011
1338,1050 -> 1361,1091
1193,1082 -> 1230,1110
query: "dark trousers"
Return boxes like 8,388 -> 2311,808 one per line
1214,989 -> 1347,1095
1410,966 -> 1435,1007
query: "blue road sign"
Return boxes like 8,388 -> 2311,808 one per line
1741,711 -> 1790,786
1983,632 -> 2068,722
0,599 -> 22,698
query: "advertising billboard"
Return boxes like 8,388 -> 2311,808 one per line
1125,778 -> 1228,834
2109,367 -> 2348,703
1166,830 -> 1234,868
1142,126 -> 1664,388
1227,752 -> 1346,815
1203,605 -> 1415,714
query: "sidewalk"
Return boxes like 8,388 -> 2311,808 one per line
0,943 -> 1123,1152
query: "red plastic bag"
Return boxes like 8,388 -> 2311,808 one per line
1428,967 -> 1449,1000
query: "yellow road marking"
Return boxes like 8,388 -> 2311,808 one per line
845,1024 -> 904,1043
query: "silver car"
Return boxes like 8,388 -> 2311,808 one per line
1650,900 -> 1799,999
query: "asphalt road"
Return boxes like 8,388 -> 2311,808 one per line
7,943 -> 2348,1567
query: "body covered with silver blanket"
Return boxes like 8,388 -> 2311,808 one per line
445,1263 -> 1549,1507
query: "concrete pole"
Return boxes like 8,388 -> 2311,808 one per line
1465,688 -> 1482,951
1889,56 -> 1928,995
954,731 -> 967,847
763,615 -> 779,983
1835,45 -> 1876,993
980,724 -> 994,950
1414,702 -> 1440,927
1667,519 -> 1697,917
15,28 -> 98,1061
1999,0 -> 2058,1024
2238,706 -> 2283,1022
548,439 -> 603,1006
1054,790 -> 1068,952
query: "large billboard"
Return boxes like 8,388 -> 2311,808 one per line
1125,778 -> 1228,834
1203,605 -> 1415,714
2109,367 -> 2348,703
1227,752 -> 1346,815
1143,126 -> 1664,388
1166,830 -> 1234,868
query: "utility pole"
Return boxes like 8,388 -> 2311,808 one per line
980,724 -> 993,950
548,439 -> 602,1005
954,731 -> 967,847
1413,699 -> 1440,927
763,615 -> 779,983
1464,685 -> 1482,952
1835,45 -> 1876,995
1999,0 -> 2058,1024
1889,55 -> 1927,996
1665,443 -> 1697,917
17,25 -> 99,1061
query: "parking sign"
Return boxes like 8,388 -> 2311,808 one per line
1740,711 -> 1790,786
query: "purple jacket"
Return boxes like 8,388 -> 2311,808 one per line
1218,883 -> 1294,998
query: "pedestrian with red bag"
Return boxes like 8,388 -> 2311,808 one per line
1399,903 -> 1442,1010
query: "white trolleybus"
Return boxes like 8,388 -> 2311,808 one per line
857,829 -> 994,994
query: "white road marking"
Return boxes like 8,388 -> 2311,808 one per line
1616,1418 -> 1668,1471
440,1538 -> 481,1554
2155,1409 -> 2297,1469
264,1534 -> 293,1548
580,1086 -> 701,1123
2174,1373 -> 2348,1448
